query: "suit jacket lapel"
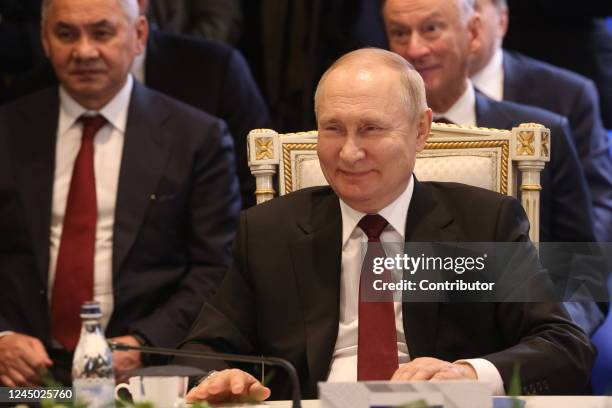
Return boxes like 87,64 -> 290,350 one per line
502,50 -> 533,103
475,92 -> 513,129
112,82 -> 172,274
289,190 -> 342,392
402,180 -> 457,358
9,89 -> 59,285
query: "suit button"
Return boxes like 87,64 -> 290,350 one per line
40,289 -> 46,296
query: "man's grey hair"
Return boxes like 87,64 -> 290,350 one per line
475,0 -> 507,11
459,0 -> 476,22
41,0 -> 139,23
382,0 -> 476,23
314,48 -> 428,122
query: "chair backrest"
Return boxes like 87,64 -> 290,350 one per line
248,122 -> 550,242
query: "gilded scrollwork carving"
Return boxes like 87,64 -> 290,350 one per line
255,137 -> 274,160
541,131 -> 550,158
517,131 -> 535,156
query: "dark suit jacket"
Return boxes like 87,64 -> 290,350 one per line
148,0 -> 243,45
0,82 -> 240,350
501,50 -> 612,242
6,29 -> 271,208
475,92 -> 596,244
503,2 -> 612,128
177,183 -> 595,399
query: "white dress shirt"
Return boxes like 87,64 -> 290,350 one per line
471,47 -> 504,101
433,80 -> 477,126
48,75 -> 133,333
326,175 -> 505,395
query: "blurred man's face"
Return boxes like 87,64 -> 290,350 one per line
316,64 -> 431,213
42,0 -> 147,109
383,0 -> 481,111
469,0 -> 507,75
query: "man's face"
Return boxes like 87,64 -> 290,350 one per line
42,0 -> 147,109
383,0 -> 480,111
469,0 -> 507,74
316,65 -> 431,213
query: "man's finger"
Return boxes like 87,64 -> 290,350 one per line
28,339 -> 52,367
391,363 -> 418,380
7,368 -> 31,387
12,359 -> 41,385
0,375 -> 16,387
229,374 -> 249,395
410,363 -> 451,381
248,381 -> 271,401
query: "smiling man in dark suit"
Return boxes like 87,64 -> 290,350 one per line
177,48 -> 594,404
382,0 -> 606,334
469,0 -> 612,244
0,0 -> 239,386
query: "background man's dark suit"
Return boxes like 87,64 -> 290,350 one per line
500,50 -> 612,242
177,183 -> 595,399
7,29 -> 270,208
0,82 -> 240,351
475,92 -> 596,244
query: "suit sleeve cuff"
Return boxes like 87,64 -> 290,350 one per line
455,358 -> 505,396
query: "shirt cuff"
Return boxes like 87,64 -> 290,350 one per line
456,358 -> 505,396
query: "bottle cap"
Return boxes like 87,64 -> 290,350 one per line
80,301 -> 102,319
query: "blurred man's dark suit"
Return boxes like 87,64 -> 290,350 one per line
176,183 -> 595,399
475,92 -> 596,244
500,50 -> 612,242
0,82 -> 240,369
7,29 -> 270,208
475,92 -> 608,329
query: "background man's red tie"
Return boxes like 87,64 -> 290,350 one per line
51,115 -> 107,351
357,214 -> 399,380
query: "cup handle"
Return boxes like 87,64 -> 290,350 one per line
114,383 -> 131,400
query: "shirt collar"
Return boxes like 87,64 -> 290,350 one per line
58,74 -> 134,136
433,80 -> 476,126
339,175 -> 414,247
471,47 -> 504,101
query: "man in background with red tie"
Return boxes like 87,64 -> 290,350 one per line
0,0 -> 240,386
176,48 -> 594,403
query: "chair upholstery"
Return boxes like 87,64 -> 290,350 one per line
248,122 -> 550,242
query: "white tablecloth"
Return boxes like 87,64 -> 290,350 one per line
221,396 -> 612,408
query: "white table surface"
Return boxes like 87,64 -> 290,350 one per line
220,396 -> 612,408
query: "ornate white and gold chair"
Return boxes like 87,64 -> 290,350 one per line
248,123 -> 550,242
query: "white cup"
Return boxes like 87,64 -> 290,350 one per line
115,376 -> 188,408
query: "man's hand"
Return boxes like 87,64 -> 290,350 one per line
391,357 -> 478,381
0,333 -> 52,386
186,369 -> 271,404
110,335 -> 143,374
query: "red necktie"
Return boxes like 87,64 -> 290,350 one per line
51,115 -> 106,351
357,214 -> 399,380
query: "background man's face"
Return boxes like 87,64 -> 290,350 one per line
316,65 -> 430,213
42,0 -> 147,109
383,0 -> 477,110
469,0 -> 507,74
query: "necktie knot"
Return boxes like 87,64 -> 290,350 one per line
358,214 -> 389,241
79,114 -> 107,140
